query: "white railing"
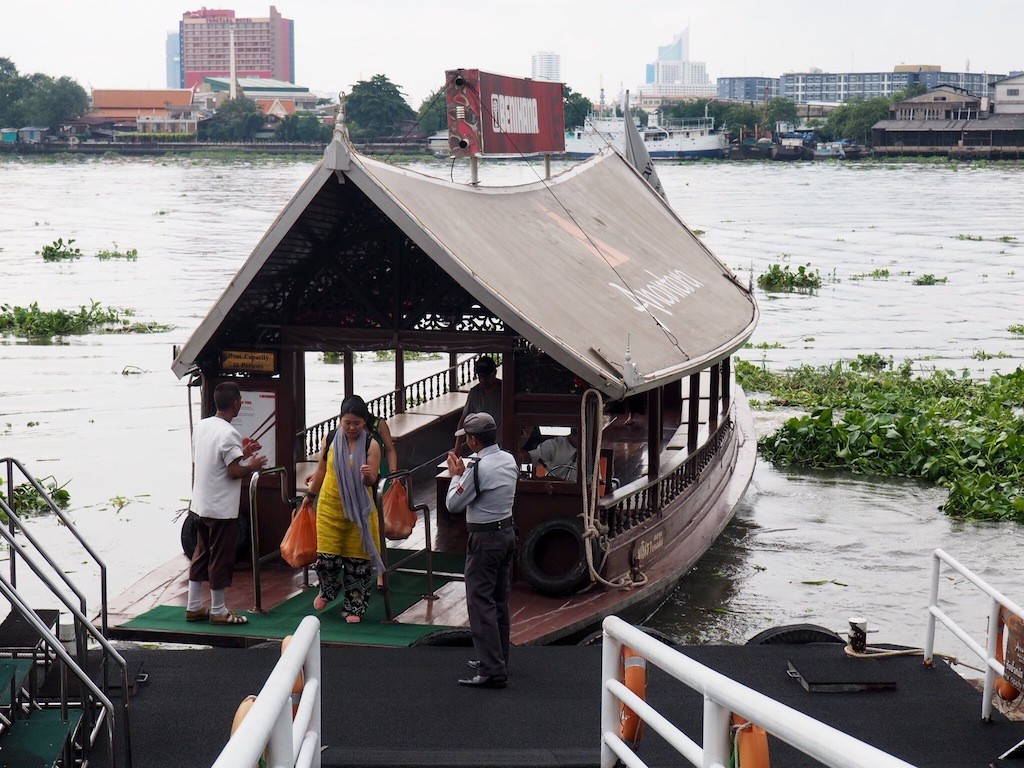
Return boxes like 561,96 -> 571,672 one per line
925,547 -> 1024,720
212,615 -> 323,768
600,615 -> 916,768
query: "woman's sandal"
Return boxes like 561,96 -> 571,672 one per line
313,594 -> 328,611
343,613 -> 361,624
209,609 -> 248,625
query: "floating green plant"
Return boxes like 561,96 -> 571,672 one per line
913,274 -> 948,286
1009,324 -> 1024,336
757,263 -> 822,293
0,301 -> 165,338
737,356 -> 1024,523
96,245 -> 139,261
0,476 -> 71,520
37,237 -> 82,261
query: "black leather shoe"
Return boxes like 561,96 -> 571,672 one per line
458,674 -> 507,689
467,659 -> 480,670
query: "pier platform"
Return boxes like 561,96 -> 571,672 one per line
86,640 -> 1024,768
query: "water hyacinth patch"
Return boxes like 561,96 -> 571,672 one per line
737,356 -> 1024,523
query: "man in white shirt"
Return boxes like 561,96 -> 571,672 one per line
187,381 -> 267,626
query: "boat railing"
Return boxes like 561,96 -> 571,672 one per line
600,615 -> 916,768
212,614 -> 322,768
924,547 -> 1024,720
1,456 -> 110,635
600,411 -> 733,538
298,354 -> 485,459
248,467 -> 305,613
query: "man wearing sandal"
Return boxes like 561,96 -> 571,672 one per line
186,381 -> 267,626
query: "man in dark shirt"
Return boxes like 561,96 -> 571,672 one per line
454,356 -> 502,454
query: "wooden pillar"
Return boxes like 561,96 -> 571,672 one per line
287,350 -> 306,469
687,373 -> 701,453
395,346 -> 406,413
343,351 -> 355,400
647,387 -> 661,481
500,349 -> 515,453
721,356 -> 732,413
708,363 -> 720,432
448,351 -> 458,392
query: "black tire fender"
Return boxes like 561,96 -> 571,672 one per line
746,623 -> 844,645
180,511 -> 251,564
518,516 -> 594,595
409,628 -> 474,647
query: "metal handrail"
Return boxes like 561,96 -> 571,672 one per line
0,501 -> 134,753
924,547 -> 1024,720
376,469 -> 437,621
212,615 -> 322,768
600,616 -> 916,768
2,457 -> 110,635
248,466 -> 303,613
0,572 -> 121,767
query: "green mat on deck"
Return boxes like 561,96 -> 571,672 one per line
121,568 -> 457,647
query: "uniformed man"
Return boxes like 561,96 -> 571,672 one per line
445,412 -> 518,689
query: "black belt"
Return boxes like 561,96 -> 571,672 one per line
467,517 -> 514,532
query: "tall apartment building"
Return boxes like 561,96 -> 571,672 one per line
780,65 -> 1005,103
531,51 -> 561,82
166,32 -> 182,88
641,28 -> 715,99
179,6 -> 295,90
717,77 -> 780,101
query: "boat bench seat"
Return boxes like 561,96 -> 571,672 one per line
385,412 -> 444,441
402,391 -> 467,418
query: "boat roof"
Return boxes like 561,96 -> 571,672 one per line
171,136 -> 757,399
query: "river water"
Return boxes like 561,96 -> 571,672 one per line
1,154 -> 1023,660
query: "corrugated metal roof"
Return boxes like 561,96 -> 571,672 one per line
171,141 -> 757,399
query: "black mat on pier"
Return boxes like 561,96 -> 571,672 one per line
85,642 -> 1024,768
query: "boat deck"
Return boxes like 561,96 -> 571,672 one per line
85,640 -> 1024,768
107,406 -> 744,649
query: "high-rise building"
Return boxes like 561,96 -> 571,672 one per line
166,32 -> 182,88
779,65 -> 1005,103
179,6 -> 295,90
640,28 -> 715,99
531,51 -> 561,82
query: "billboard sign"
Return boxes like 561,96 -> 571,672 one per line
446,69 -> 565,157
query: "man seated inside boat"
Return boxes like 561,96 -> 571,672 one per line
520,427 -> 579,481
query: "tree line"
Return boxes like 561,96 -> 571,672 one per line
0,56 -> 926,147
0,58 -> 89,129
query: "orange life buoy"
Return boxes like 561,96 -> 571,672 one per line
995,608 -> 1021,702
281,635 -> 305,716
231,695 -> 258,736
619,646 -> 646,745
731,713 -> 770,768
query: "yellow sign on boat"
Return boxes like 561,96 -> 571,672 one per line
221,349 -> 277,374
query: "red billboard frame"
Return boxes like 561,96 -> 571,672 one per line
445,69 -> 565,157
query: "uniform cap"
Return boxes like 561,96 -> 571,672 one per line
455,412 -> 496,436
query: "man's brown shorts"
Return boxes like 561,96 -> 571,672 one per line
189,516 -> 238,590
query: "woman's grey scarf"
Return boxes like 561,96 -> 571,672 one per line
331,430 -> 384,573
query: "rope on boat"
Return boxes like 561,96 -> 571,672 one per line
580,388 -> 648,590
844,644 -> 985,674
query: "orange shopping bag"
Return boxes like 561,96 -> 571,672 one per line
280,504 -> 317,568
382,481 -> 416,540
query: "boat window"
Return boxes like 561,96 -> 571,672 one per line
517,424 -> 580,482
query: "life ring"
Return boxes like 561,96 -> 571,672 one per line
281,635 -> 304,717
518,516 -> 594,595
619,646 -> 646,745
231,695 -> 258,735
995,608 -> 1021,701
180,511 -> 251,564
730,713 -> 770,768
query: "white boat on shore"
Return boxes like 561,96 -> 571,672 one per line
564,113 -> 727,160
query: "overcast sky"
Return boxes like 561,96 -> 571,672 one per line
4,0 -> 1021,107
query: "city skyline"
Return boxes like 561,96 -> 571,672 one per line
3,0 -> 1021,107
